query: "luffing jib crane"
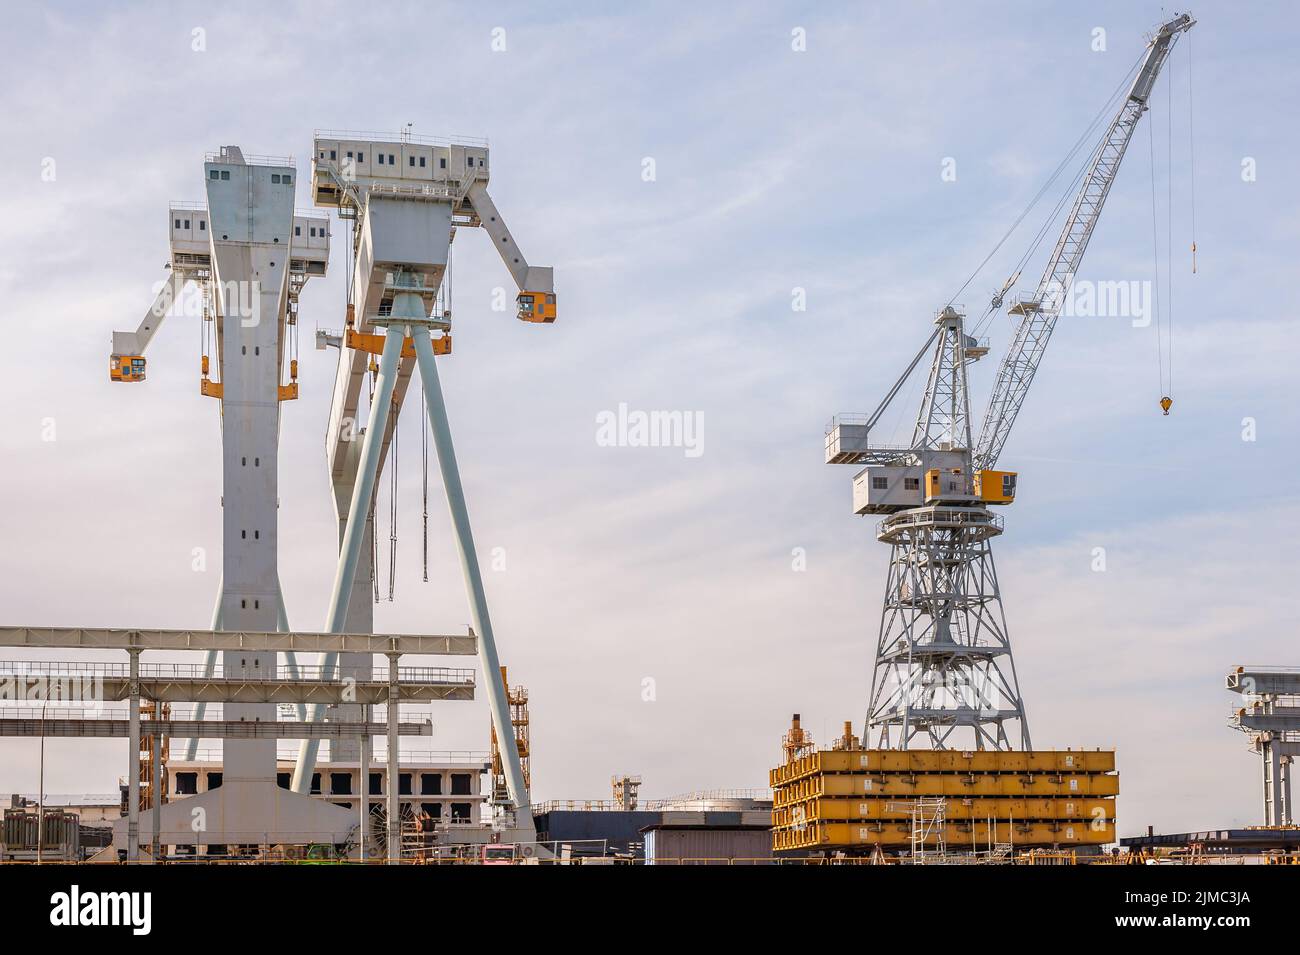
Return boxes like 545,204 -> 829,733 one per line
825,13 -> 1195,751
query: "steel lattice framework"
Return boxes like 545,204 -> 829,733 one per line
869,506 -> 1029,750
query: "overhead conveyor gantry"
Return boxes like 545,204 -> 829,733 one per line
0,624 -> 468,862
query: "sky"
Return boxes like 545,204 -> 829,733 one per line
0,1 -> 1297,838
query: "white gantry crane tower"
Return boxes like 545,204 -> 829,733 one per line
109,146 -> 358,853
291,131 -> 554,845
826,14 -> 1194,751
1227,667 -> 1300,827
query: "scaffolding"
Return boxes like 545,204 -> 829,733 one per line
490,667 -> 530,807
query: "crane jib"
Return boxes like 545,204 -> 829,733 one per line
973,13 -> 1195,471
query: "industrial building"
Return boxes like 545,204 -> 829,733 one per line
534,783 -> 773,861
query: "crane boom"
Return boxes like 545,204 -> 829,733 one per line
974,13 -> 1194,470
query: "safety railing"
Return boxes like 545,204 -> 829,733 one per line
204,150 -> 294,167
314,128 -> 489,148
877,508 -> 1004,537
0,660 -> 474,685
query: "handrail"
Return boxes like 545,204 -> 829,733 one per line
0,660 -> 474,684
315,128 -> 488,148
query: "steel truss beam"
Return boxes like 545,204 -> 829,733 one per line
0,626 -> 476,655
0,719 -> 432,739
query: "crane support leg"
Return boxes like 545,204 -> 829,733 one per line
182,577 -> 225,761
184,575 -> 301,760
291,322 -> 406,793
411,326 -> 534,836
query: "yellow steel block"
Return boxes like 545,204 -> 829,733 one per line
773,819 -> 1115,851
774,749 -> 1115,782
795,772 -> 1119,798
772,796 -> 1115,826
769,748 -> 1118,789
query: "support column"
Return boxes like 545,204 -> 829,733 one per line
127,648 -> 140,862
274,578 -> 306,721
359,706 -> 370,862
184,579 -> 225,761
411,328 -> 533,834
293,321 -> 406,793
151,732 -> 162,860
386,653 -> 400,865
1264,742 -> 1290,827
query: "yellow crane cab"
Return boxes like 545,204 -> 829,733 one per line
110,355 -> 147,382
516,291 -> 556,323
974,469 -> 1017,504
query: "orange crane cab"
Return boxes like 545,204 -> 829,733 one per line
516,291 -> 556,323
110,355 -> 147,382
975,469 -> 1017,504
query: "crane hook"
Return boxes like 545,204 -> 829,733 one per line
1160,396 -> 1173,415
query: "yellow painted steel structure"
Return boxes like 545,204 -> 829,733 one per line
775,771 -> 1119,800
771,747 -> 1114,785
770,739 -> 1119,854
773,819 -> 1114,851
773,796 -> 1113,825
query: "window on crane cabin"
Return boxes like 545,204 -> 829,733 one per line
872,477 -> 888,491
905,478 -> 920,491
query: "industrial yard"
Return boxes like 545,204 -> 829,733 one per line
0,3 -> 1296,934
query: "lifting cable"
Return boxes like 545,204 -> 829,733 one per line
367,368 -> 380,604
387,402 -> 399,602
421,404 -> 429,583
1151,39 -> 1194,417
1188,32 -> 1198,274
1166,49 -> 1175,411
1148,104 -> 1165,407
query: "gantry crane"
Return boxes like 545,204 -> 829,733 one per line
291,131 -> 554,845
825,14 -> 1195,751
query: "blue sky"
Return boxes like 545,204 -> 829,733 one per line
0,1 -> 1297,836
